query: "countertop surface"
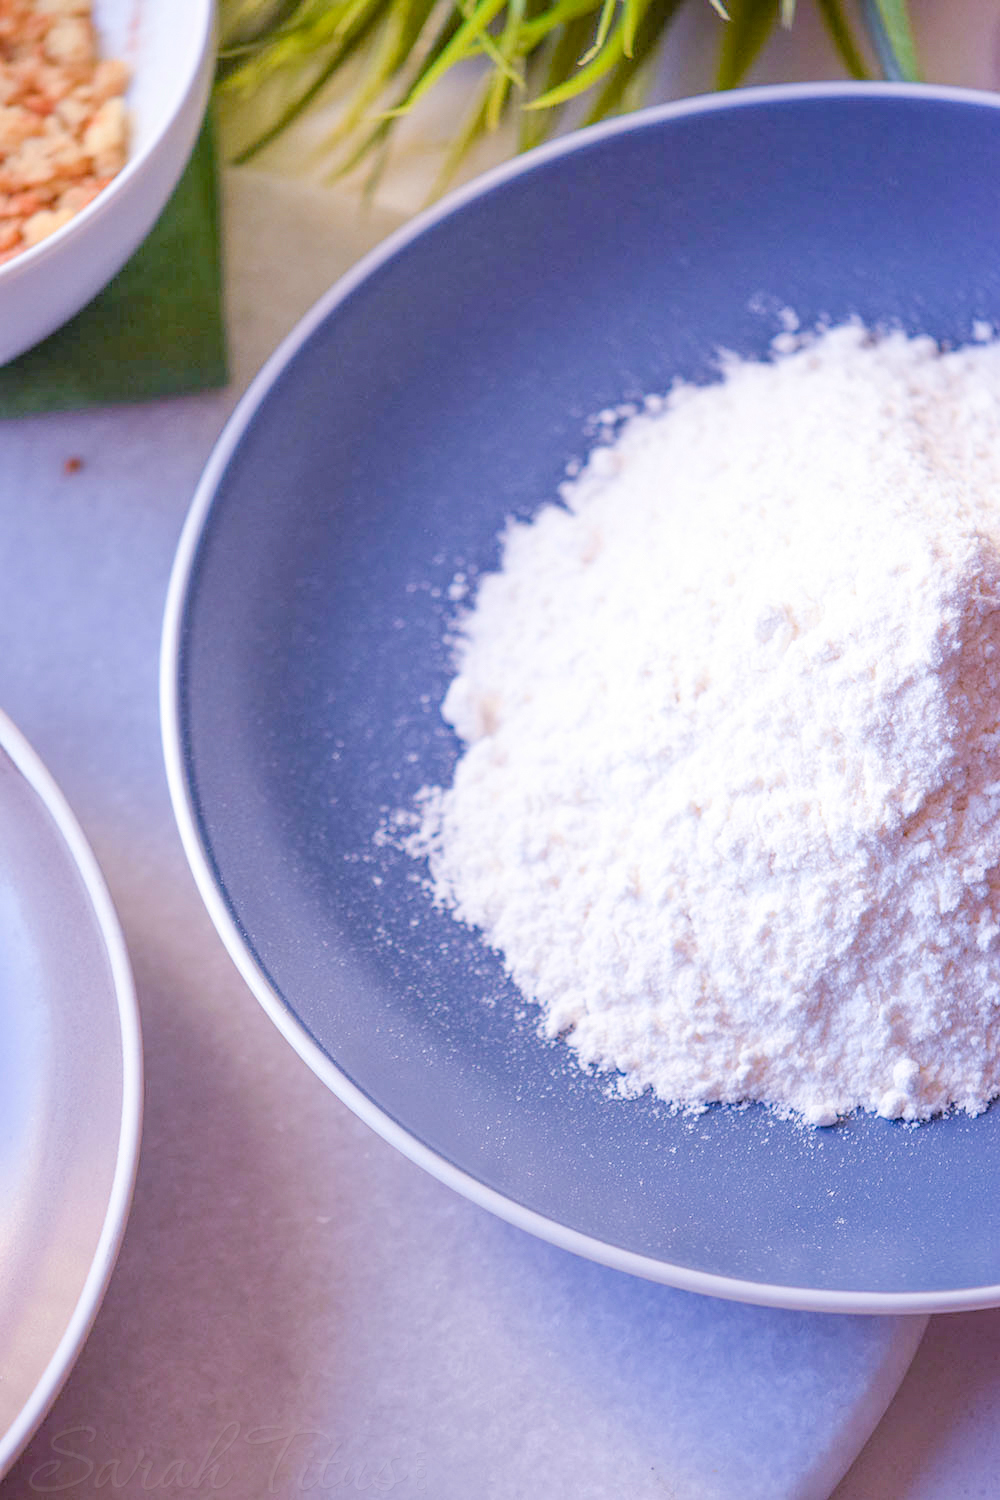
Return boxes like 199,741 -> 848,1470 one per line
2,6 -> 1000,1495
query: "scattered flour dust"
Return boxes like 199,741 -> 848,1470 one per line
403,322 -> 1000,1127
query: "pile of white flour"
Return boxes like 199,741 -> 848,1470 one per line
407,323 -> 1000,1125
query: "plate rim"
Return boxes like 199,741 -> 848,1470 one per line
162,79 -> 1000,1315
0,709 -> 142,1477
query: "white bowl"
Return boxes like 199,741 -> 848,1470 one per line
0,0 -> 216,366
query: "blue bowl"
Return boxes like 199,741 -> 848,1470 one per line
162,83 -> 1000,1311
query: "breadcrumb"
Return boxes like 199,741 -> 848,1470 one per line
0,0 -> 128,264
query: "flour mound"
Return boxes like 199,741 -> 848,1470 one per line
410,324 -> 1000,1124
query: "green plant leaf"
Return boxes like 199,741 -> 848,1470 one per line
431,72 -> 496,189
814,0 -> 870,78
621,0 -> 650,55
860,0 -> 920,80
715,0 -> 779,89
516,10 -> 599,149
316,0 -> 443,151
330,5 -> 466,174
583,0 -> 687,121
219,0 -> 312,50
380,0 -> 512,114
525,11 -> 633,109
214,0 -> 921,189
514,0 -> 626,53
223,0 -> 395,160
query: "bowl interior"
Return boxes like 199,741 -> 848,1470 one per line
171,86 -> 1000,1310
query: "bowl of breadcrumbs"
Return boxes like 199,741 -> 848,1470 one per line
0,0 -> 215,364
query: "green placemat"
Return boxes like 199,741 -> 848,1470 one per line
0,116 -> 228,417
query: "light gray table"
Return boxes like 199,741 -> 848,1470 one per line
2,7 -> 1000,1483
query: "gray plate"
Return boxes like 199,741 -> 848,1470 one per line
163,83 -> 1000,1311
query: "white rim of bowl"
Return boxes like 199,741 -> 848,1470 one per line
0,0 -> 216,282
162,79 -> 1000,1315
0,709 -> 142,1477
